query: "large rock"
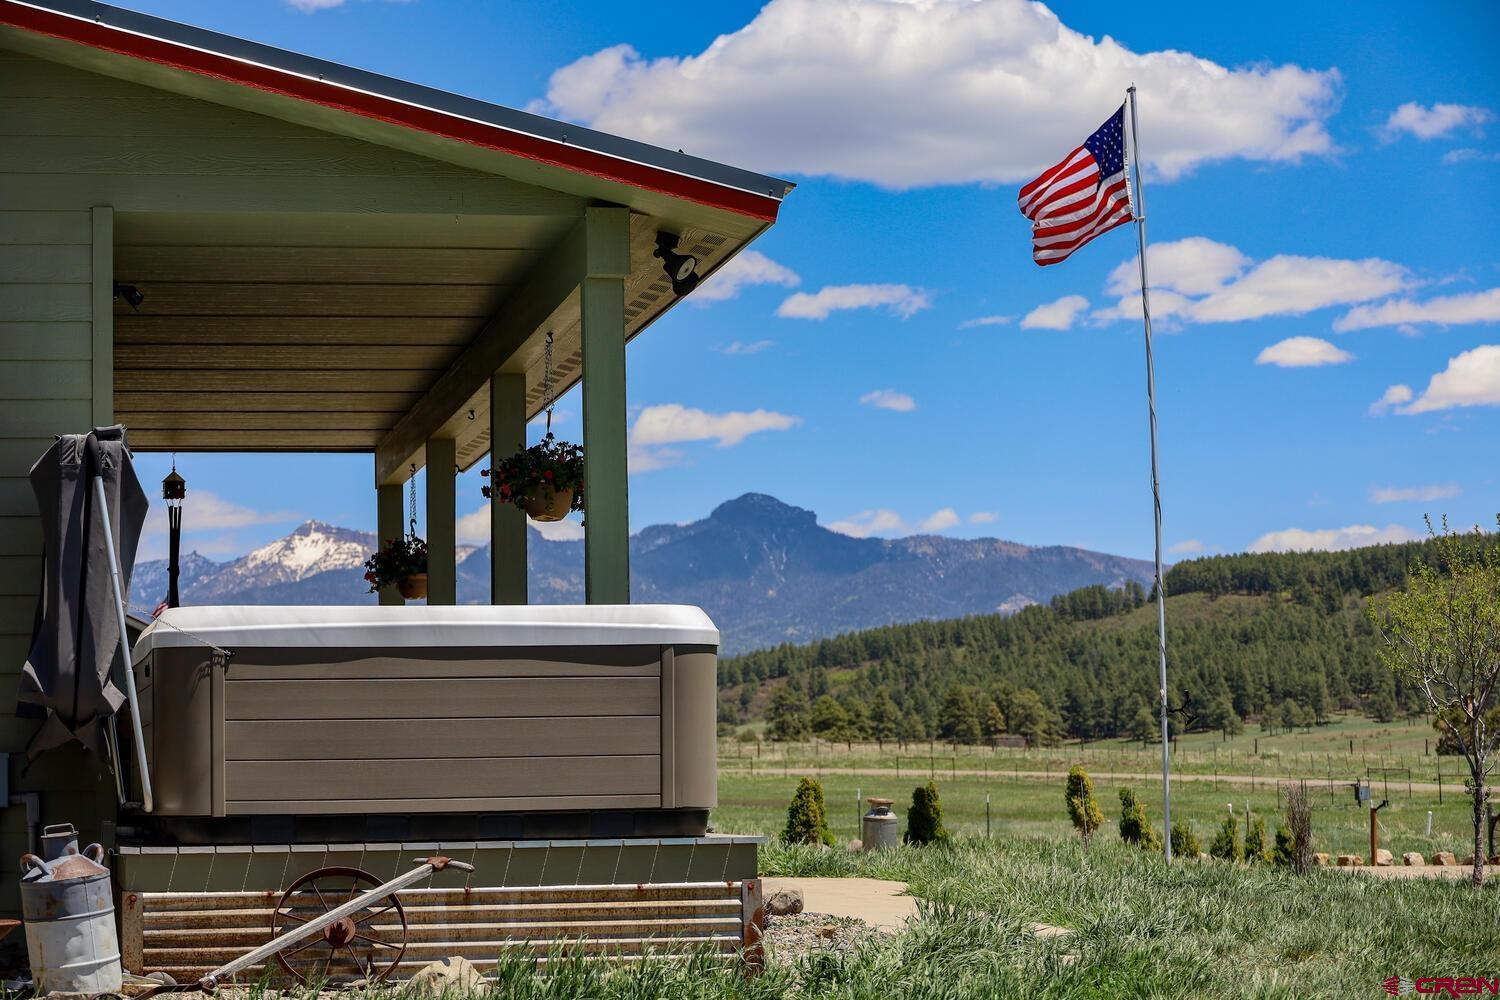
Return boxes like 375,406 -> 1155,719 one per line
1373,849 -> 1394,867
766,888 -> 804,916
1336,854 -> 1363,867
1431,851 -> 1457,866
407,956 -> 485,996
1313,853 -> 1330,867
1402,852 -> 1425,866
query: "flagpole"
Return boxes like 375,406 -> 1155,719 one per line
1125,83 -> 1173,862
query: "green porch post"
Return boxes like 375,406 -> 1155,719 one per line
580,207 -> 631,605
426,437 -> 457,605
490,373 -> 527,604
376,478 -> 404,606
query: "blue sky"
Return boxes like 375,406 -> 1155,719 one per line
122,0 -> 1500,563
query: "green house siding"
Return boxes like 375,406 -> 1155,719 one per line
0,48 -> 573,912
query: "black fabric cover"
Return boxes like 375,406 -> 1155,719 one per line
19,426 -> 148,760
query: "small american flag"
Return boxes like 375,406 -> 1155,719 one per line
1018,105 -> 1133,266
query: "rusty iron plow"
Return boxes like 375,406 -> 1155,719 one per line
197,855 -> 474,992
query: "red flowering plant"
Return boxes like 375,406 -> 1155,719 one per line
481,433 -> 585,514
363,532 -> 427,593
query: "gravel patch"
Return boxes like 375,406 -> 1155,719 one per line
764,911 -> 878,964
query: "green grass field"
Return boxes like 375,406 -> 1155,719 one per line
715,713 -> 1487,860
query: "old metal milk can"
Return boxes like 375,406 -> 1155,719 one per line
861,797 -> 900,851
19,827 -> 123,994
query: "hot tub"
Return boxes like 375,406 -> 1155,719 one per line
127,605 -> 718,841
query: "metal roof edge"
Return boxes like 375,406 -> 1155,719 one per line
0,0 -> 793,220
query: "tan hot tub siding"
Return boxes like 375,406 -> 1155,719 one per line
136,644 -> 717,816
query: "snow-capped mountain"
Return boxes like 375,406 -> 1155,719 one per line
131,496 -> 1153,654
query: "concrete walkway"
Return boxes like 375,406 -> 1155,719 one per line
762,877 -> 917,930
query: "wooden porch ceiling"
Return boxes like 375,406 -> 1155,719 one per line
113,210 -> 574,452
113,209 -> 747,467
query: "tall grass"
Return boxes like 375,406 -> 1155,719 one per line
243,837 -> 1500,999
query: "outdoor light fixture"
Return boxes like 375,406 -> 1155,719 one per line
113,281 -> 144,310
653,232 -> 699,295
162,462 -> 186,610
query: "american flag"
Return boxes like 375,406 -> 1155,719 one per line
1018,105 -> 1133,266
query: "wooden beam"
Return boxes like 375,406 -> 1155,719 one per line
580,207 -> 631,605
374,216 -> 590,486
376,478 -> 403,608
425,437 -> 457,606
489,374 -> 526,605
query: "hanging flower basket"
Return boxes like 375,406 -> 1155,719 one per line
482,433 -> 585,523
364,527 -> 428,596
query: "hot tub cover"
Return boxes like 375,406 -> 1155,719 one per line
132,604 -> 719,657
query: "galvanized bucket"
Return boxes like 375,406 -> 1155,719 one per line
20,840 -> 123,994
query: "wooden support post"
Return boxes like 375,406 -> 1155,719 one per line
376,478 -> 404,606
489,373 -> 528,604
580,207 -> 631,605
426,437 -> 457,605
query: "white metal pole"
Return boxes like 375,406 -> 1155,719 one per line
93,476 -> 153,813
1126,84 -> 1173,862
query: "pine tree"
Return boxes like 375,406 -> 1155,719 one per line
982,701 -> 1006,745
1209,814 -> 1242,861
1246,816 -> 1272,864
1170,819 -> 1200,858
767,686 -> 809,741
782,777 -> 834,846
1118,787 -> 1161,851
904,781 -> 949,845
1064,766 -> 1104,847
938,686 -> 982,744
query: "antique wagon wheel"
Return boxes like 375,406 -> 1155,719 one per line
270,866 -> 409,986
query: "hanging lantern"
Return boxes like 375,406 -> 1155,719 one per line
162,462 -> 186,609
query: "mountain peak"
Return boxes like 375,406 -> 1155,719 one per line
709,493 -> 817,529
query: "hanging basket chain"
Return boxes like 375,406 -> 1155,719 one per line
408,463 -> 418,540
542,331 -> 555,435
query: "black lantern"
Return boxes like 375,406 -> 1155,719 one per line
162,462 -> 186,609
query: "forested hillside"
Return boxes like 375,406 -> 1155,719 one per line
718,537 -> 1466,745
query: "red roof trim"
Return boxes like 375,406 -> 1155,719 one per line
0,3 -> 782,223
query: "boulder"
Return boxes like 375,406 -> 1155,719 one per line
766,888 -> 804,916
1461,855 -> 1476,867
845,839 -> 864,853
1430,851 -> 1457,866
1373,849 -> 1394,867
407,956 -> 485,996
1402,852 -> 1425,866
1313,853 -> 1330,867
1336,854 -> 1363,867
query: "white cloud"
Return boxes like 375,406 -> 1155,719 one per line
1334,288 -> 1500,332
1106,237 -> 1250,298
692,250 -> 800,303
1370,483 -> 1461,504
455,507 -> 489,546
532,516 -> 585,541
859,389 -> 916,412
537,0 -> 1339,189
825,506 -> 968,537
1255,336 -> 1353,368
1442,148 -> 1500,165
138,490 -> 299,560
1021,294 -> 1089,331
1248,523 -> 1421,553
777,284 -> 931,320
456,507 -> 587,544
628,403 -> 799,470
1381,102 -> 1493,141
1395,345 -> 1500,415
1096,237 -> 1410,325
1169,539 -> 1206,555
286,0 -> 345,10
959,315 -> 1013,329
969,511 -> 999,525
918,508 -> 960,533
1368,384 -> 1413,415
716,339 -> 776,356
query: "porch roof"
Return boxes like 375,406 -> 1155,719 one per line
0,0 -> 793,482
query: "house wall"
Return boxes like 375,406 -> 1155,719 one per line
0,47 -> 568,915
